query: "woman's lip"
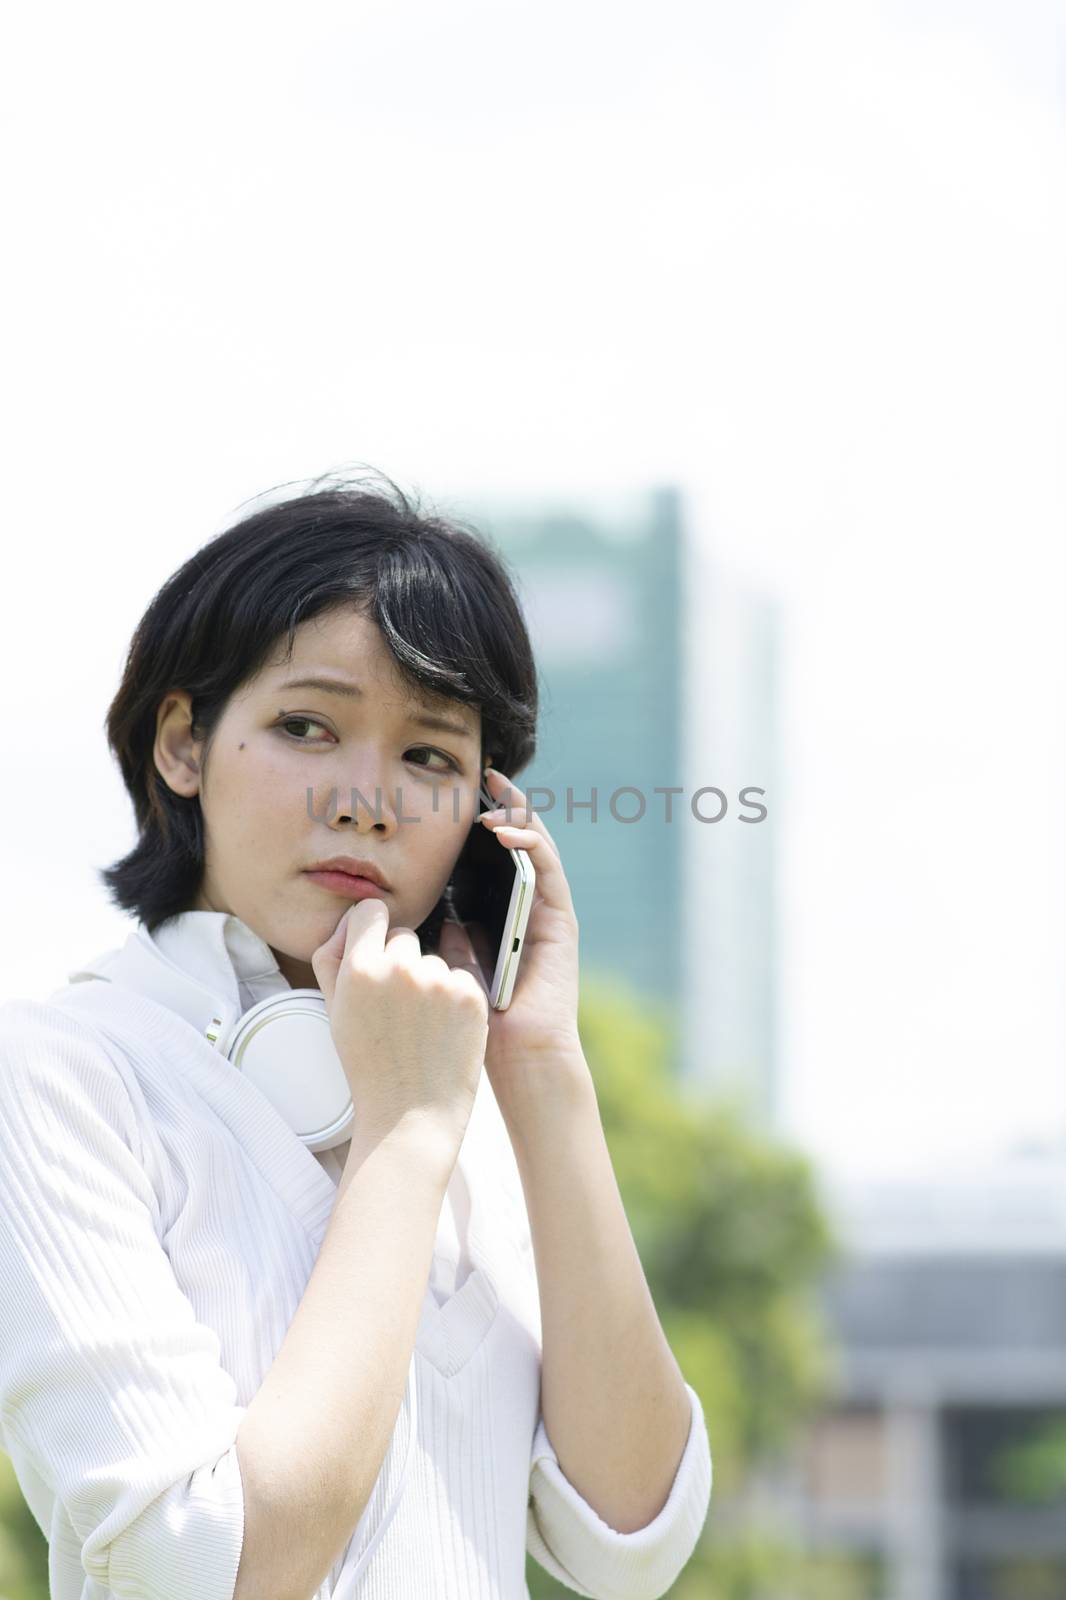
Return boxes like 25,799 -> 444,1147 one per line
304,869 -> 390,899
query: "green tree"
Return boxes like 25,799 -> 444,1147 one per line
992,1418 -> 1066,1505
0,1450 -> 47,1600
527,971 -> 865,1599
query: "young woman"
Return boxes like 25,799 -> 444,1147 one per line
0,474 -> 712,1599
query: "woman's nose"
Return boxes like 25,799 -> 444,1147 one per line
307,761 -> 404,832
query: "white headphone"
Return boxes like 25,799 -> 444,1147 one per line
68,920 -> 418,1594
71,921 -> 356,1150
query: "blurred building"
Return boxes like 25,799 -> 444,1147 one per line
461,487 -> 685,1044
458,485 -> 779,1112
764,1158 -> 1066,1600
680,552 -> 781,1126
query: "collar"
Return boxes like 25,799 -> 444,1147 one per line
66,910 -> 294,1049
151,911 -> 293,1015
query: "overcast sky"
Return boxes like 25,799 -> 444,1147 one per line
1,0 -> 1063,1180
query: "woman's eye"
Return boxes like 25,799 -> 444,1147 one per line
278,719 -> 458,774
279,716 -> 333,744
406,747 -> 461,775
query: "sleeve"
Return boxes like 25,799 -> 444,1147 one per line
0,999 -> 248,1600
525,1380 -> 712,1600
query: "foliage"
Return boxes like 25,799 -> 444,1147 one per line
991,1419 -> 1066,1505
577,972 -> 840,1474
0,1452 -> 47,1600
527,971 -> 858,1599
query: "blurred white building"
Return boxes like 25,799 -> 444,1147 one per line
765,1154 -> 1066,1600
680,553 -> 781,1126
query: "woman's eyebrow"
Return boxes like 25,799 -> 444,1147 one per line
275,675 -> 477,742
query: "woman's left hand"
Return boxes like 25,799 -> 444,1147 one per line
438,766 -> 583,1101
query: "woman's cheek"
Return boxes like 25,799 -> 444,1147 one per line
416,777 -> 475,829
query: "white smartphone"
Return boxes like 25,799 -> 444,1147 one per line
447,821 -> 536,1009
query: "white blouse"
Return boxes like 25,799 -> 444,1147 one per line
0,910 -> 712,1598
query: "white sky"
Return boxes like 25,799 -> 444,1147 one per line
1,0 -> 1063,1180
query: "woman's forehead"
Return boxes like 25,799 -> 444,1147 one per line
261,662 -> 478,737
263,611 -> 482,732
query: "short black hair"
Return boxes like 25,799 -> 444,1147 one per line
99,469 -> 539,940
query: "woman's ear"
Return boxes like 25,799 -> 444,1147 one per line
154,690 -> 204,799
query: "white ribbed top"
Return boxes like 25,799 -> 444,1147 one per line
0,911 -> 712,1599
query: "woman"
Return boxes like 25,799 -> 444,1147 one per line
0,473 -> 712,1599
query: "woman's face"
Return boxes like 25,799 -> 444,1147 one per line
153,603 -> 487,989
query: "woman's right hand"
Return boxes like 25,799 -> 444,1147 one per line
311,898 -> 489,1161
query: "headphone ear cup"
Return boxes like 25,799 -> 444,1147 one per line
225,990 -> 355,1152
